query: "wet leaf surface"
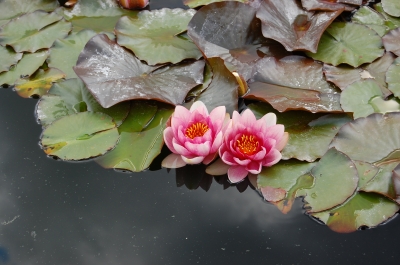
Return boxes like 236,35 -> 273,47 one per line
36,78 -> 130,127
96,102 -> 173,172
74,34 -> 205,108
382,0 -> 400,17
297,148 -> 359,213
187,1 -> 288,80
183,0 -> 249,8
352,6 -> 390,36
301,0 -> 361,12
0,0 -> 59,22
306,22 -> 384,67
256,0 -> 343,52
48,29 -> 97,79
330,112 -> 400,163
0,50 -> 48,87
375,3 -> 400,29
41,112 -> 120,161
14,68 -> 65,98
0,45 -> 22,73
63,0 -> 134,18
116,8 -> 201,65
383,28 -> 400,57
0,10 -> 71,53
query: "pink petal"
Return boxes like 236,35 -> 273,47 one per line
222,113 -> 232,133
161,153 -> 186,168
172,106 -> 191,124
246,161 -> 262,174
185,141 -> 211,156
182,155 -> 205,164
263,125 -> 285,143
172,139 -> 192,156
276,132 -> 289,151
205,158 -> 230,175
231,111 -> 241,126
190,101 -> 209,115
262,149 -> 282,167
203,151 -> 218,165
262,112 -> 277,127
163,127 -> 177,153
233,156 -> 251,166
251,146 -> 266,161
210,131 -> 223,153
228,166 -> 249,183
238,109 -> 257,128
177,128 -> 187,144
209,106 -> 226,131
221,151 -> 237,165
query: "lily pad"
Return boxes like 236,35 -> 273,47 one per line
36,78 -> 130,127
14,68 -> 66,98
301,0 -> 361,11
0,0 -> 59,22
74,34 -> 205,108
297,148 -> 359,213
96,102 -> 174,172
48,29 -> 98,79
243,82 -> 342,113
40,112 -> 120,161
0,10 -> 71,53
257,160 -> 315,213
195,57 -> 239,115
330,112 -> 400,163
183,0 -> 249,8
256,0 -> 343,52
382,0 -> 400,17
248,102 -> 351,161
187,1 -> 288,80
383,28 -> 400,57
70,16 -> 126,34
63,0 -> 133,18
0,50 -> 48,87
352,6 -> 390,36
323,52 -> 396,95
305,22 -> 384,67
0,45 -> 22,73
386,58 -> 400,97
115,8 -> 202,65
375,3 -> 400,29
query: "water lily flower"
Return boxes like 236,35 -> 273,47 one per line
214,109 -> 289,183
162,101 -> 230,168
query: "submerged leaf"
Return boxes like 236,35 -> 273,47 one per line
41,112 -> 120,161
256,0 -> 343,52
115,8 -> 202,65
74,34 -> 205,108
0,10 -> 71,53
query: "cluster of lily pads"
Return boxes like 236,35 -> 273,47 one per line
1,0 -> 400,233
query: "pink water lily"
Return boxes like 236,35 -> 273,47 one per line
162,101 -> 230,168
215,109 -> 289,183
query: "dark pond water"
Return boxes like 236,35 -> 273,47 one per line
1,0 -> 400,264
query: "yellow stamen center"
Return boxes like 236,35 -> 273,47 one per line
185,122 -> 209,139
236,134 -> 259,155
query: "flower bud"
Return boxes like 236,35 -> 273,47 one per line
118,0 -> 149,9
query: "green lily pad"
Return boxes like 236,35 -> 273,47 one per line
312,192 -> 399,233
183,0 -> 249,8
383,28 -> 400,56
115,8 -> 201,65
382,0 -> 400,17
0,45 -> 22,73
352,6 -> 391,36
63,0 -> 134,18
0,10 -> 71,53
36,78 -> 130,127
330,112 -> 400,163
48,29 -> 97,79
74,34 -> 205,108
0,0 -> 59,21
386,58 -> 400,97
195,57 -> 238,115
256,0 -> 343,52
41,112 -> 119,161
297,148 -> 359,213
306,22 -> 384,67
0,50 -> 48,87
248,102 -> 351,162
375,3 -> 400,29
323,52 -> 396,96
257,160 -> 315,213
70,16 -> 127,34
14,68 -> 65,98
96,101 -> 174,172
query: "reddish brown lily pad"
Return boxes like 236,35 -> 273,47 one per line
383,28 -> 400,57
74,34 -> 205,108
256,0 -> 343,52
301,0 -> 361,11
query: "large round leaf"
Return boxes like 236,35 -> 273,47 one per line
36,78 -> 130,127
40,112 -> 119,161
0,0 -> 59,21
0,45 -> 22,73
256,0 -> 343,53
383,28 -> 400,56
352,6 -> 391,37
74,34 -> 205,108
375,3 -> 400,29
187,1 -> 288,80
0,10 -> 71,53
0,50 -> 48,87
306,22 -> 384,67
330,112 -> 400,163
63,0 -> 133,18
382,0 -> 400,17
386,58 -> 400,97
14,68 -> 66,98
96,102 -> 173,172
116,9 -> 201,65
297,148 -> 359,213
48,29 -> 97,79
